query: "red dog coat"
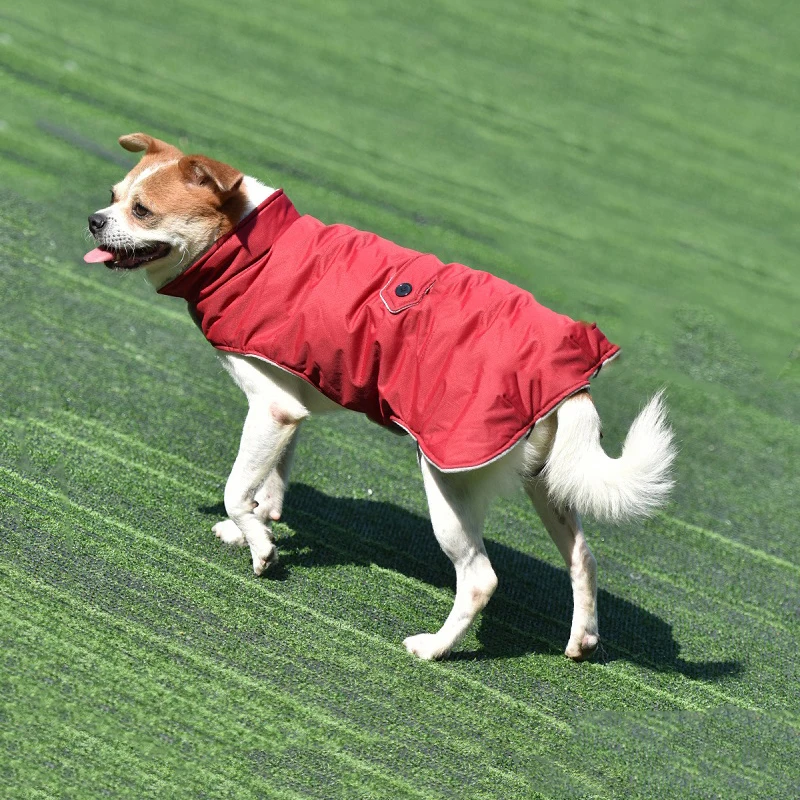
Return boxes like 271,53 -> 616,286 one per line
159,189 -> 620,471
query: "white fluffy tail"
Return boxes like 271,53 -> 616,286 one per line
542,391 -> 676,521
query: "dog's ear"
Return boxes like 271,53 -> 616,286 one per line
119,133 -> 176,155
178,155 -> 244,200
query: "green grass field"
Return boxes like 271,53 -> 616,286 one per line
1,1 -> 799,797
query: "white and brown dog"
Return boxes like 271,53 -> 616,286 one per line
85,133 -> 675,661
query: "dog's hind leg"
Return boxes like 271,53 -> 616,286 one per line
403,458 -> 498,660
525,477 -> 599,660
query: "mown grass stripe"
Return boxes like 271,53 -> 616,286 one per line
25,418 -> 218,500
8,413 -> 789,723
0,413 -> 614,655
41,262 -> 193,327
2,476 -> 564,762
0,417 -> 721,719
6,459 -> 777,737
2,494 -> 584,798
0,686 -> 257,800
496,503 -> 792,634
1,620 -> 544,797
23,307 -> 230,401
0,552 -> 446,768
0,465 -> 574,737
8,414 -> 792,737
0,552 -> 772,800
5,523 -> 607,799
637,713 -> 771,792
604,553 -> 788,634
1,565 -> 442,800
2,468 -> 712,778
653,510 -> 800,575
290,508 -> 789,724
49,410 -> 225,482
31,409 -> 794,635
6,454 -> 788,755
0,633 -> 414,800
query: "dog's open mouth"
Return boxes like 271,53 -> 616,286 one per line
84,242 -> 171,270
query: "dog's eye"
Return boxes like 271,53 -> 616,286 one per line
132,202 -> 151,219
109,188 -> 116,204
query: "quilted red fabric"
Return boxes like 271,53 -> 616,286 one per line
159,189 -> 620,471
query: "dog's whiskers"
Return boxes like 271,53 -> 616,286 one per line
175,245 -> 190,269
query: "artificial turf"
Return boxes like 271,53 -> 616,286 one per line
1,1 -> 798,797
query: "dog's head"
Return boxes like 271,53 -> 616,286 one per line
85,133 -> 245,279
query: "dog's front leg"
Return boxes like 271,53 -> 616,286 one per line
216,403 -> 301,574
253,427 -> 299,524
525,478 -> 599,660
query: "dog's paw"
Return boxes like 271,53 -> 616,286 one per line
565,633 -> 599,662
251,542 -> 279,576
255,472 -> 287,522
403,633 -> 450,661
213,519 -> 246,546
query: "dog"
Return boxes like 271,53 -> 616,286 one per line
85,133 -> 675,661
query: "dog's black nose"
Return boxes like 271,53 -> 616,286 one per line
88,213 -> 108,234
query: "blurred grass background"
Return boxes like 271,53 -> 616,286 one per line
1,1 -> 798,797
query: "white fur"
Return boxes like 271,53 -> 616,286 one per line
91,168 -> 676,661
542,390 -> 675,521
127,163 -> 175,193
239,176 -> 274,215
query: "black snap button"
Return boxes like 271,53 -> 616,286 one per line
395,282 -> 413,297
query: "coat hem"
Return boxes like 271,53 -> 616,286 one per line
218,344 -> 621,474
414,345 -> 620,472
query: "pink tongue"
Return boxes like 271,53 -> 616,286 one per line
84,247 -> 115,263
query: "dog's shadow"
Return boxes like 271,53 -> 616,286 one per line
202,483 -> 740,680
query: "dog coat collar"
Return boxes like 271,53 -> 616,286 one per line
158,188 -> 300,306
159,189 -> 620,471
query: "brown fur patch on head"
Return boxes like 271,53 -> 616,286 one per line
128,161 -> 242,232
179,155 -> 243,199
114,135 -> 245,243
